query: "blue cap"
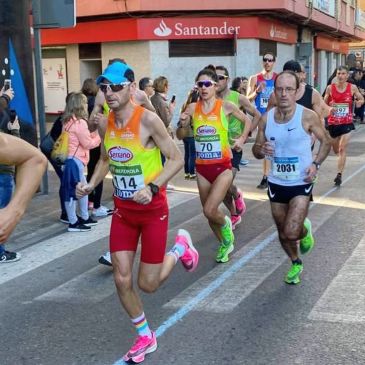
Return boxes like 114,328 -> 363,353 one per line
96,62 -> 135,84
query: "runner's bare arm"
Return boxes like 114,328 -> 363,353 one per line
146,113 -> 184,187
0,133 -> 47,243
223,101 -> 252,149
247,75 -> 258,101
304,109 -> 331,165
134,89 -> 156,112
252,114 -> 268,159
323,85 -> 332,105
351,84 -> 365,108
238,94 -> 261,130
179,102 -> 195,127
266,93 -> 277,112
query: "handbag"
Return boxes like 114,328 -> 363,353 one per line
51,120 -> 75,164
39,132 -> 55,155
175,122 -> 190,140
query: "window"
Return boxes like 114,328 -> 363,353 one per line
169,39 -> 235,57
259,40 -> 277,57
79,43 -> 101,60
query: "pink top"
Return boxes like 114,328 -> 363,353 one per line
64,116 -> 100,165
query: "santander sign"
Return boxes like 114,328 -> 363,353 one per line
153,19 -> 240,38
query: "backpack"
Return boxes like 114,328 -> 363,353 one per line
51,120 -> 75,164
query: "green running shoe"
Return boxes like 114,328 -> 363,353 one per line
300,218 -> 315,255
216,241 -> 234,263
284,262 -> 303,285
221,216 -> 234,247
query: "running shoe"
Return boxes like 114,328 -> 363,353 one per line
98,251 -> 112,266
216,241 -> 234,263
122,331 -> 157,363
256,176 -> 268,189
284,262 -> 303,285
176,229 -> 199,272
78,216 -> 98,226
234,190 -> 246,216
239,159 -> 249,166
231,215 -> 242,230
184,173 -> 190,180
92,205 -> 113,217
300,218 -> 315,255
0,250 -> 21,263
221,216 -> 234,247
334,173 -> 342,187
68,221 -> 91,232
59,212 -> 69,224
189,174 -> 197,179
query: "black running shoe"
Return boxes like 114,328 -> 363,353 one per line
60,212 -> 69,224
256,176 -> 268,189
68,221 -> 91,232
0,250 -> 21,263
334,173 -> 342,187
98,252 -> 112,267
78,216 -> 98,226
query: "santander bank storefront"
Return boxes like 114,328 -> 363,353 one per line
42,16 -> 297,119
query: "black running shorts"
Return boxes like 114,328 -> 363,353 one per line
267,181 -> 314,204
327,123 -> 355,139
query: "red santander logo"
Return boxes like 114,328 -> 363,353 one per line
108,147 -> 133,162
197,125 -> 216,135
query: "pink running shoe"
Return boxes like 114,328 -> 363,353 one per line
122,331 -> 157,363
234,190 -> 246,216
231,215 -> 242,230
176,229 -> 199,272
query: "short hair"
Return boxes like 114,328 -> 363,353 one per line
337,65 -> 349,73
262,52 -> 276,61
62,92 -> 88,123
274,71 -> 300,90
216,65 -> 229,77
195,66 -> 218,83
153,76 -> 168,93
231,77 -> 243,92
283,60 -> 301,73
81,78 -> 98,97
139,77 -> 152,91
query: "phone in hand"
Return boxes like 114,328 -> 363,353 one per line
9,109 -> 17,123
171,94 -> 176,103
4,79 -> 11,91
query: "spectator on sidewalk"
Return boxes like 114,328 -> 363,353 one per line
61,92 -> 101,232
139,77 -> 154,99
82,78 -> 113,217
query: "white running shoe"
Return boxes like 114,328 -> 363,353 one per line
92,206 -> 113,217
98,251 -> 112,266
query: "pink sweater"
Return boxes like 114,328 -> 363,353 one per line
64,116 -> 100,166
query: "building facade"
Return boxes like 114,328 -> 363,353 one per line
41,0 -> 364,117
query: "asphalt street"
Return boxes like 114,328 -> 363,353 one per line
1,125 -> 365,365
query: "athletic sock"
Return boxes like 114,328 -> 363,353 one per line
167,242 -> 186,264
292,258 -> 303,265
131,312 -> 152,338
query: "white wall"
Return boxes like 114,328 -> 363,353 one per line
276,43 -> 296,72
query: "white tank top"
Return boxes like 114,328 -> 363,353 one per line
265,104 -> 312,186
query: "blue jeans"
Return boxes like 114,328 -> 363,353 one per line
183,137 -> 196,175
0,173 -> 14,254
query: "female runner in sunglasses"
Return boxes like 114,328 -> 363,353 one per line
179,65 -> 251,263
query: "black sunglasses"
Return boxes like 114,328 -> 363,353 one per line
99,82 -> 130,93
218,75 -> 228,80
263,58 -> 274,63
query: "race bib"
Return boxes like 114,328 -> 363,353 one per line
273,157 -> 299,180
195,135 -> 222,160
332,103 -> 349,118
260,96 -> 269,109
110,165 -> 145,199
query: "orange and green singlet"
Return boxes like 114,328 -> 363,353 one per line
104,106 -> 163,201
192,99 -> 232,165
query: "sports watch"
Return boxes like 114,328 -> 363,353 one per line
148,182 -> 159,196
312,161 -> 320,170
